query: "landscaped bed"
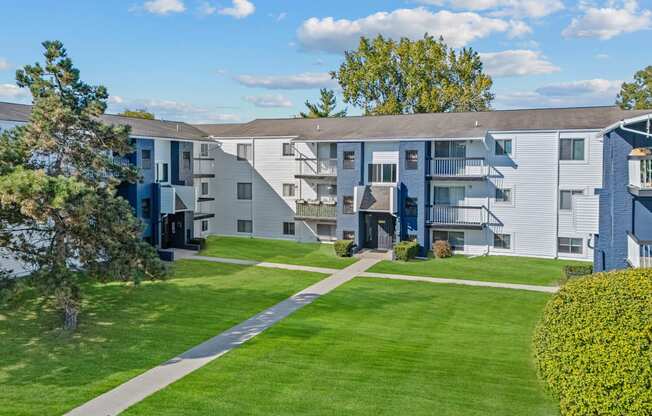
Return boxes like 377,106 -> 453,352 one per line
124,278 -> 558,416
200,236 -> 358,269
0,260 -> 326,416
368,254 -> 586,286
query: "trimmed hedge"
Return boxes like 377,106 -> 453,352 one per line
189,237 -> 207,250
533,268 -> 652,416
561,264 -> 593,284
394,241 -> 419,261
334,240 -> 354,257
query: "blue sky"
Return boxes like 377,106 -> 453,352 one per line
0,0 -> 650,123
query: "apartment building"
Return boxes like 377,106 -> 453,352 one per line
0,102 -> 219,271
596,113 -> 652,271
197,107 -> 652,262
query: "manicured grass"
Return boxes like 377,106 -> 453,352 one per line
368,255 -> 586,286
125,279 -> 559,416
200,236 -> 358,269
0,260 -> 325,416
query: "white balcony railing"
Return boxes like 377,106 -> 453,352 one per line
430,157 -> 488,177
296,158 -> 337,176
194,159 -> 215,177
628,233 -> 652,268
427,205 -> 488,226
629,158 -> 652,189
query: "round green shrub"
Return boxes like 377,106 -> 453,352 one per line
533,268 -> 652,416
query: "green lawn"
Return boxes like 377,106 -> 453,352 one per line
125,278 -> 558,416
368,255 -> 586,286
200,236 -> 358,269
0,260 -> 325,416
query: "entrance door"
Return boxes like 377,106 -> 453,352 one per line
364,213 -> 395,250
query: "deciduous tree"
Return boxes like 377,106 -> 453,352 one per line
0,41 -> 166,330
119,109 -> 155,120
332,34 -> 494,115
617,66 -> 652,110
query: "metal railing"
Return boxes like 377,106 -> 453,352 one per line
295,200 -> 337,219
430,157 -> 487,177
641,159 -> 652,188
296,158 -> 337,176
426,205 -> 487,226
628,233 -> 652,268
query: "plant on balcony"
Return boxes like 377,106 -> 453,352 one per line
433,240 -> 452,258
534,268 -> 652,416
394,241 -> 419,261
334,240 -> 355,257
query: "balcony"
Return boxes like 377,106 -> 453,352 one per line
193,158 -> 215,179
160,185 -> 196,214
627,233 -> 652,268
428,158 -> 488,180
295,158 -> 337,179
628,157 -> 652,196
426,205 -> 488,230
295,200 -> 337,221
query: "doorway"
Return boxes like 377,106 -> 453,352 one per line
364,213 -> 396,250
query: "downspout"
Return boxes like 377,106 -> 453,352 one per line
554,130 -> 561,259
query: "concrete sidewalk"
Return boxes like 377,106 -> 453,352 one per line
65,258 -> 380,416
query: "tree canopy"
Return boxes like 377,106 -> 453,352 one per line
0,41 -> 166,330
331,34 -> 494,115
300,89 -> 347,118
617,66 -> 652,110
119,109 -> 155,120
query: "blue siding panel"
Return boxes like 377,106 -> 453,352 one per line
336,142 -> 363,248
398,141 -> 427,255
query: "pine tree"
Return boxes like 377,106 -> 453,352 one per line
0,41 -> 166,330
300,88 -> 347,118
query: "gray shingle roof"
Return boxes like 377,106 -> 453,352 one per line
195,106 -> 652,141
0,101 -> 209,141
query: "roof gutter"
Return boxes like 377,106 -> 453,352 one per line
602,113 -> 652,138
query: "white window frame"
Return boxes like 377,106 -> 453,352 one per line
282,183 -> 296,198
558,237 -> 584,256
282,222 -> 295,236
559,189 -> 584,211
368,163 -> 398,184
559,138 -> 587,163
237,143 -> 252,161
201,220 -> 209,232
493,233 -> 512,251
282,143 -> 295,157
237,219 -> 253,234
495,187 -> 514,206
237,182 -> 253,200
494,138 -> 513,157
201,181 -> 209,196
200,143 -> 209,158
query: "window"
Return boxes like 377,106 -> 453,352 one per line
343,151 -> 356,169
237,143 -> 252,161
317,184 -> 337,201
200,143 -> 209,157
201,220 -> 209,232
405,197 -> 418,217
283,222 -> 295,235
283,183 -> 296,197
433,230 -> 465,251
558,237 -> 583,254
434,141 -> 466,158
317,223 -> 335,238
368,163 -> 397,183
494,233 -> 511,250
141,198 -> 151,219
156,163 -> 169,183
183,151 -> 191,170
343,196 -> 354,214
317,143 -> 337,159
559,190 -> 584,210
405,150 -> 418,170
237,182 -> 252,200
237,220 -> 253,233
343,230 -> 355,240
141,149 -> 152,170
560,138 -> 585,161
495,188 -> 512,203
282,143 -> 295,156
495,139 -> 513,156
201,182 -> 209,196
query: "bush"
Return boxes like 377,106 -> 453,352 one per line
189,237 -> 207,250
533,269 -> 652,416
394,241 -> 419,261
433,240 -> 452,258
560,264 -> 593,284
334,240 -> 354,257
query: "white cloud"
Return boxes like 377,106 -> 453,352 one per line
219,0 -> 255,19
494,78 -> 622,109
507,20 -> 532,37
141,0 -> 186,15
198,2 -> 216,16
0,84 -> 29,101
234,72 -> 336,90
562,0 -> 652,39
270,12 -> 287,22
297,8 -> 529,53
417,0 -> 564,18
108,97 -> 240,123
595,53 -> 609,60
479,50 -> 560,77
243,94 -> 293,108
0,58 -> 10,71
